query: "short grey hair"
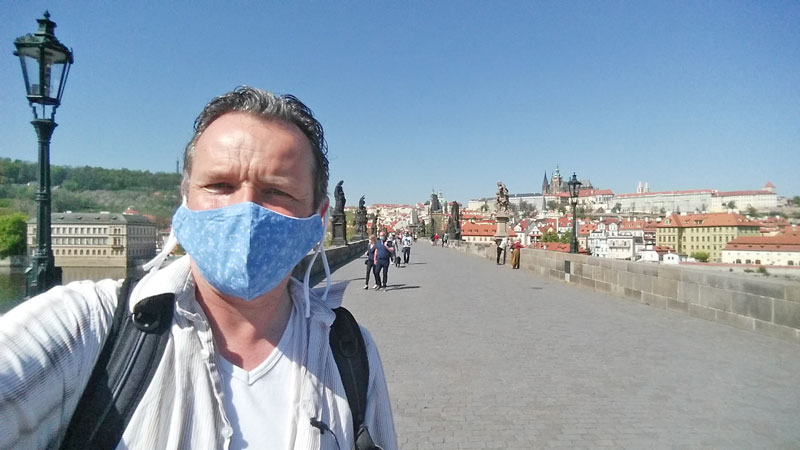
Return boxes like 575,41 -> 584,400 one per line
183,86 -> 329,210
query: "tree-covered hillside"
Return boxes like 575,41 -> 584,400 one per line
0,158 -> 181,229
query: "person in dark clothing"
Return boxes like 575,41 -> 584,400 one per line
373,231 -> 394,291
496,237 -> 508,265
364,234 -> 378,289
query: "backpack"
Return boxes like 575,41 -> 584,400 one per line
61,277 -> 380,449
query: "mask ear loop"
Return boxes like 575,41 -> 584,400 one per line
143,230 -> 178,273
143,196 -> 186,274
133,199 -> 185,310
302,205 -> 332,318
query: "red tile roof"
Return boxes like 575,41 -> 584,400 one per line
578,189 -> 614,197
578,223 -> 597,236
657,213 -> 759,228
712,190 -> 774,197
724,232 -> 800,252
461,222 -> 496,237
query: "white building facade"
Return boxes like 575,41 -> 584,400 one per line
27,212 -> 157,268
613,190 -> 714,214
710,190 -> 778,212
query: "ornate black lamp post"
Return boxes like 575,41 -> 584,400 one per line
14,11 -> 73,296
567,173 -> 582,253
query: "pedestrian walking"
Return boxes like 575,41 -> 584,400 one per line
390,234 -> 401,267
365,234 -> 379,289
373,231 -> 394,290
402,233 -> 412,264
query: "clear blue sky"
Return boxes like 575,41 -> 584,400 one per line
2,1 -> 798,206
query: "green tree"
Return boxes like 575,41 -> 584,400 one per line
542,230 -> 559,242
559,230 -> 573,244
0,212 -> 28,258
611,203 -> 622,213
746,206 -> 758,217
546,200 -> 559,211
726,201 -> 736,209
690,251 -> 710,262
794,196 -> 800,207
768,211 -> 787,219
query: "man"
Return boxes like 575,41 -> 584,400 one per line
401,232 -> 412,264
372,231 -> 394,291
0,87 -> 397,449
496,236 -> 508,265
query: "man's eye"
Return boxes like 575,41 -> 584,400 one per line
206,182 -> 234,191
265,188 -> 292,198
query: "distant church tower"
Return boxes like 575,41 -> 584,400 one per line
541,171 -> 549,194
551,166 -> 563,194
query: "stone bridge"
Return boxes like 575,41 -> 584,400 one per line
322,241 -> 800,449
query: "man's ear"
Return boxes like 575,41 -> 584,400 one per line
320,197 -> 330,217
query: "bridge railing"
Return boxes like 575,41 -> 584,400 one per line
292,240 -> 369,286
452,241 -> 800,344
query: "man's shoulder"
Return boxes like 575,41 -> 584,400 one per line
130,256 -> 191,307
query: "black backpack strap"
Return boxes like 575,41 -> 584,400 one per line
330,307 -> 382,450
61,278 -> 175,449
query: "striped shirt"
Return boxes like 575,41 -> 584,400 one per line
0,256 -> 397,449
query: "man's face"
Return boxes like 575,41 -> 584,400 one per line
186,112 -> 317,218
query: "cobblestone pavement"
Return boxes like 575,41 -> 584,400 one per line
322,241 -> 800,449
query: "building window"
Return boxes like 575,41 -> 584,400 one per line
789,261 -> 794,266
755,260 -> 761,264
746,259 -> 751,264
736,259 -> 741,264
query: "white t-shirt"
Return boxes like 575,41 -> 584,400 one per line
217,307 -> 298,450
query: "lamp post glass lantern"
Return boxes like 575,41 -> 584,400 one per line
13,11 -> 73,297
567,173 -> 582,253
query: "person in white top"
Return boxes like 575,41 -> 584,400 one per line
0,87 -> 397,449
401,233 -> 413,264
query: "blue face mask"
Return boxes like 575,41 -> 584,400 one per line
171,202 -> 324,301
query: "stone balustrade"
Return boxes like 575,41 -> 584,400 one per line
452,241 -> 800,344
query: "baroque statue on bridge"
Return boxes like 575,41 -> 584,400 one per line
353,195 -> 368,240
496,181 -> 509,214
333,180 -> 346,215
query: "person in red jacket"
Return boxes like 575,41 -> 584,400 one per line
511,239 -> 524,269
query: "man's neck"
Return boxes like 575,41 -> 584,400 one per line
192,267 -> 294,371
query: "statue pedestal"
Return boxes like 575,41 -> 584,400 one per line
330,213 -> 348,246
494,212 -> 510,240
352,211 -> 368,241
